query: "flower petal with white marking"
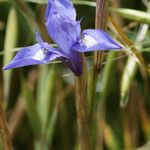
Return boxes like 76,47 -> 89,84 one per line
72,29 -> 122,52
3,44 -> 59,70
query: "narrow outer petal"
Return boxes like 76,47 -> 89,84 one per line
45,0 -> 76,21
3,44 -> 59,70
72,29 -> 122,52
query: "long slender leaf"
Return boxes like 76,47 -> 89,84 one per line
46,107 -> 58,146
36,65 -> 56,132
120,24 -> 149,107
21,72 -> 41,137
104,123 -> 120,150
109,16 -> 150,74
3,7 -> 18,101
111,8 -> 150,24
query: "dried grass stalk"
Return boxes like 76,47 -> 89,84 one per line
75,54 -> 91,150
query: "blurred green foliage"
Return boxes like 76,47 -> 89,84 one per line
0,0 -> 150,150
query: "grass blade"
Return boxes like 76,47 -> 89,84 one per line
109,16 -> 150,75
21,70 -> 41,137
111,8 -> 150,24
36,65 -> 56,133
104,123 -> 120,150
120,24 -> 149,107
3,7 -> 18,101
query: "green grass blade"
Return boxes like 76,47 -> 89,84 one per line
24,0 -> 47,4
22,84 -> 41,136
21,72 -> 41,137
73,0 -> 95,7
100,51 -> 118,101
36,65 -> 56,133
3,7 -> 18,101
104,123 -> 120,150
120,24 -> 149,107
111,8 -> 150,24
120,58 -> 137,107
46,107 -> 58,146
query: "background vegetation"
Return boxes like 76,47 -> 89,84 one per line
0,0 -> 150,149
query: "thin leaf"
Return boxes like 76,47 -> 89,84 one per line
73,0 -> 95,7
3,7 -> 18,101
21,71 -> 41,137
104,123 -> 120,150
109,16 -> 150,75
46,107 -> 57,146
111,8 -> 150,24
36,65 -> 56,133
24,0 -> 47,4
120,24 -> 149,107
120,58 -> 137,107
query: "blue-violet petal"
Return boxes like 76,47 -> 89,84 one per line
46,12 -> 81,54
3,44 -> 59,70
72,29 -> 122,52
45,0 -> 76,21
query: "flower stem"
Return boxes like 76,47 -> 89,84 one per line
94,0 -> 110,71
0,104 -> 12,150
91,0 -> 110,149
75,54 -> 91,150
89,0 -> 110,119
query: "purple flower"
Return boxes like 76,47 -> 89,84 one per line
3,0 -> 122,76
